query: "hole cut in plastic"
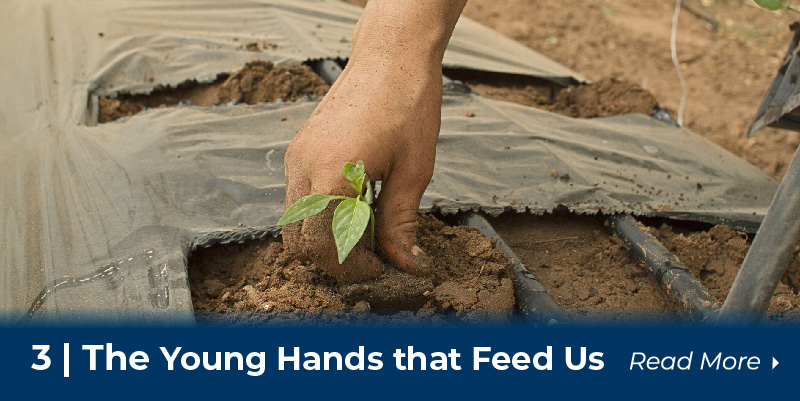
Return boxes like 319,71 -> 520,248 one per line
96,60 -> 330,123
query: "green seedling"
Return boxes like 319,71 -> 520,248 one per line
755,0 -> 800,13
277,160 -> 375,264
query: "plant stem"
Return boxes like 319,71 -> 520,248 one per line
369,208 -> 376,248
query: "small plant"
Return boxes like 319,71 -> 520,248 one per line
755,0 -> 800,14
277,160 -> 375,264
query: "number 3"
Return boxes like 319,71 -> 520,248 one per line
32,345 -> 51,370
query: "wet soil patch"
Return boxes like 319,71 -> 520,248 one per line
444,69 -> 658,118
189,215 -> 515,325
98,60 -> 329,123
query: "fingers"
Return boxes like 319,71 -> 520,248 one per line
374,157 -> 435,276
281,146 -> 311,259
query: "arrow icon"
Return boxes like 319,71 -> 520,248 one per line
773,357 -> 779,370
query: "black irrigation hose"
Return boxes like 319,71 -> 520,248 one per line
717,144 -> 800,323
460,213 -> 570,326
609,214 -> 719,320
312,59 -> 342,84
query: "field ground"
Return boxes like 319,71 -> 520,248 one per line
189,0 -> 800,321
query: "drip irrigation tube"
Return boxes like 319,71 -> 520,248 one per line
460,213 -> 569,326
717,144 -> 800,323
312,59 -> 342,84
609,214 -> 719,320
442,75 -> 471,95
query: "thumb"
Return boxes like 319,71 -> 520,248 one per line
374,161 -> 434,276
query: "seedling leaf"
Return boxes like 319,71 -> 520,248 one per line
277,193 -> 344,226
755,0 -> 786,11
332,197 -> 371,264
279,160 -> 376,264
343,161 -> 366,195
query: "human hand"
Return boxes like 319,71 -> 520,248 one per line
281,0 -> 466,283
282,61 -> 442,282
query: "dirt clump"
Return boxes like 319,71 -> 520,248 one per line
545,78 -> 658,118
490,212 -> 800,322
190,215 -> 515,325
98,60 -> 329,123
216,60 -> 329,105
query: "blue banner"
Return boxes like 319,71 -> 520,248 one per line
2,323 -> 796,399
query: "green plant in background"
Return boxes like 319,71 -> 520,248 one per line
277,160 -> 375,264
755,0 -> 800,13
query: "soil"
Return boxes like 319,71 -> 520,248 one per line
98,60 -> 329,123
458,0 -> 800,179
191,212 -> 800,324
190,215 -> 516,325
488,213 -> 681,321
492,213 -> 800,322
444,69 -> 660,118
647,223 -> 800,320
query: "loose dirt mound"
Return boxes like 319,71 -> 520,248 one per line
98,60 -> 329,123
216,60 -> 329,105
190,215 -> 515,325
545,78 -> 659,118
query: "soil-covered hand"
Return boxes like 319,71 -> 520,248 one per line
282,0 -> 466,283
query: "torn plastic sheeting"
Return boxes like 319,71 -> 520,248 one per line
0,0 -> 776,323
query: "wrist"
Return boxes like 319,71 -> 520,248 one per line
350,0 -> 466,69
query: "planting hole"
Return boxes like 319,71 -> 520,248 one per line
97,60 -> 330,123
443,68 -> 660,118
188,215 -> 516,325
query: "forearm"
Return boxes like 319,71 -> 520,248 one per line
350,0 -> 467,71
